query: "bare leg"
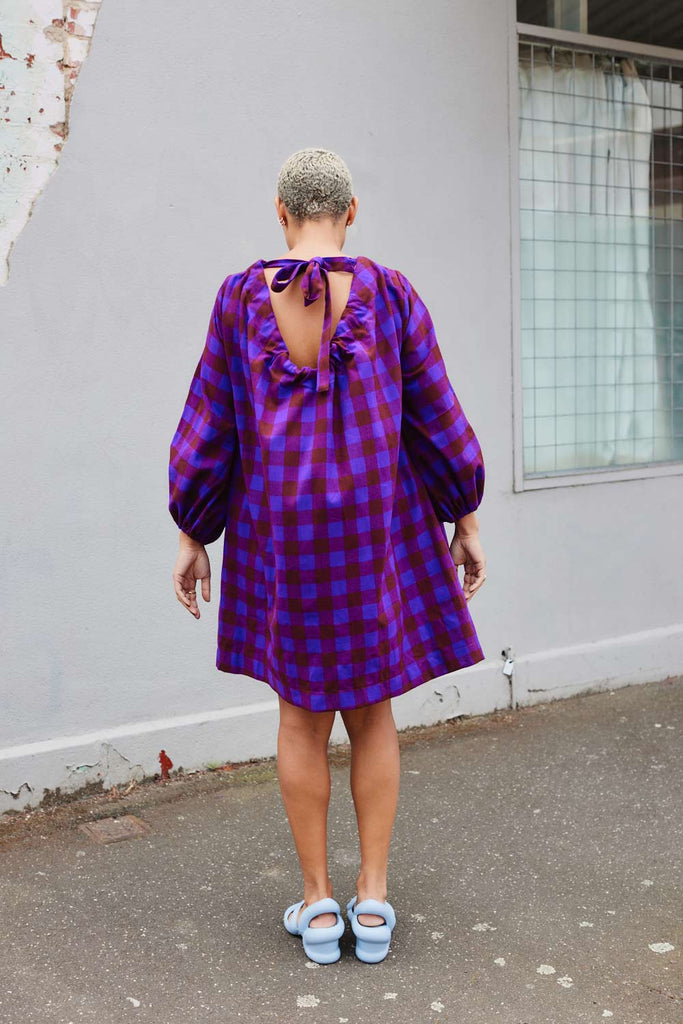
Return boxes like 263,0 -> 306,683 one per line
340,697 -> 400,926
277,695 -> 337,928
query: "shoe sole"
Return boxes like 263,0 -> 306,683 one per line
283,908 -> 344,965
301,918 -> 345,964
346,898 -> 395,963
351,921 -> 392,963
302,935 -> 343,964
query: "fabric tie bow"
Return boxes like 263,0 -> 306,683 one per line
263,255 -> 357,392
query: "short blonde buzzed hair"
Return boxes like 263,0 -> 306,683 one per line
276,147 -> 353,222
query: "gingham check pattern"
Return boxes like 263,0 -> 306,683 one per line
168,255 -> 486,711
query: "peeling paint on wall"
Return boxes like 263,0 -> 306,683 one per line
66,741 -> 145,790
0,0 -> 104,286
0,779 -> 34,800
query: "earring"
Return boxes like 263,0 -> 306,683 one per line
279,217 -> 285,226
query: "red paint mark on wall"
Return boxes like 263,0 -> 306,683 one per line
159,750 -> 173,780
0,33 -> 17,60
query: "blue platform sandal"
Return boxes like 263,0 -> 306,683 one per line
346,895 -> 396,963
283,896 -> 345,964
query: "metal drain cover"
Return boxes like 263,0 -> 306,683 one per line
78,814 -> 151,844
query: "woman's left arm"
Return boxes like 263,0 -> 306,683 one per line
168,277 -> 237,544
168,277 -> 237,615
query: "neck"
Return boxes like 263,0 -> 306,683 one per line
281,224 -> 347,260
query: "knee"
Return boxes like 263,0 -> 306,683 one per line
278,697 -> 335,744
341,697 -> 394,742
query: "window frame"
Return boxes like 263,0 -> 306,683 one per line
510,18 -> 683,491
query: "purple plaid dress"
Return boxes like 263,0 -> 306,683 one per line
168,254 -> 485,712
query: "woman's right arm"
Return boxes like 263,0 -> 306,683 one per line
396,268 -> 486,524
455,510 -> 480,536
396,269 -> 487,600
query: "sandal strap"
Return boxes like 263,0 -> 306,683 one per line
297,896 -> 340,932
352,897 -> 396,930
284,898 -> 306,931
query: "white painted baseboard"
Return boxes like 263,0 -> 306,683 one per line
2,622 -> 681,815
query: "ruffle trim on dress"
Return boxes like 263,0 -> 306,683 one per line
259,274 -> 372,390
262,330 -> 357,388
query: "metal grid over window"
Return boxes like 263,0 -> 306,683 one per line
518,38 -> 683,477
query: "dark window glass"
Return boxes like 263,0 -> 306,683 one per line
518,0 -> 683,52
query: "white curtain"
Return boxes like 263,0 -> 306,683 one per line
519,49 -> 672,472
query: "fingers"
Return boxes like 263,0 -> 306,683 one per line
173,573 -> 201,618
173,569 -> 211,618
186,585 -> 200,618
462,562 -> 487,601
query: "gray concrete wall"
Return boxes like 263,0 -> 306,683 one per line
2,0 -> 681,813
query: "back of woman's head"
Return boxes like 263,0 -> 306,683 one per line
276,148 -> 353,223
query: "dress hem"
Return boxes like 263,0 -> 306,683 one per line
214,642 -> 486,712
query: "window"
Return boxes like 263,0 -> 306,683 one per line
515,6 -> 683,480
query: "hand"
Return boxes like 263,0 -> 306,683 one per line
172,540 -> 211,619
449,531 -> 486,601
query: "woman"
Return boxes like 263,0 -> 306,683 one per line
168,147 -> 487,965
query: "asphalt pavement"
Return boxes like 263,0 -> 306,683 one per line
0,677 -> 681,1024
